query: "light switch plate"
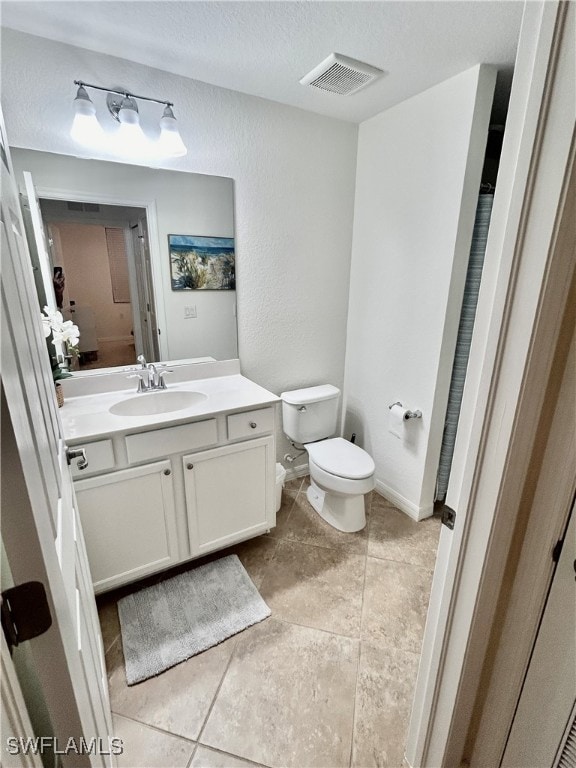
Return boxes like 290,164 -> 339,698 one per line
184,306 -> 197,319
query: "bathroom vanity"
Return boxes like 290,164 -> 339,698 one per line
61,360 -> 279,593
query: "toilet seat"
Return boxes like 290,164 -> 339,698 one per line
306,437 -> 375,480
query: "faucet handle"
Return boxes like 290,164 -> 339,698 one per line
128,373 -> 148,393
157,370 -> 173,390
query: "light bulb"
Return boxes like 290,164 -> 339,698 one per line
70,86 -> 104,147
113,98 -> 149,157
157,105 -> 187,157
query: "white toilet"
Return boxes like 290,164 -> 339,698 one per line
281,385 -> 375,532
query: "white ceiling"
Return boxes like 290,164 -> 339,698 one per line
0,1 -> 524,124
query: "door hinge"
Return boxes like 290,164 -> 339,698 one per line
1,581 -> 52,653
441,505 -> 456,530
552,538 -> 564,563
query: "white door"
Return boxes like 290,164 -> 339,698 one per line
131,215 -> 159,361
1,112 -> 114,766
502,501 -> 576,767
22,171 -> 55,313
20,170 -> 68,367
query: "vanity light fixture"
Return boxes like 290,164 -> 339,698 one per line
70,85 -> 104,147
71,81 -> 187,158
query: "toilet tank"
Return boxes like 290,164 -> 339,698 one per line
280,385 -> 340,443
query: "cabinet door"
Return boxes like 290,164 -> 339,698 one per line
75,460 -> 179,593
184,436 -> 275,555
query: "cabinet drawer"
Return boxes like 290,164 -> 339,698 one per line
126,419 -> 218,463
227,407 -> 274,441
70,439 -> 115,479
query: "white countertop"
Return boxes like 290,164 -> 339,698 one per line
61,373 -> 280,443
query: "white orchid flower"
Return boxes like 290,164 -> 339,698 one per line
42,316 -> 52,338
41,307 -> 80,349
52,320 -> 80,348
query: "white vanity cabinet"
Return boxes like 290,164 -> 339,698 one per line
184,435 -> 275,555
67,393 -> 278,594
74,460 -> 179,592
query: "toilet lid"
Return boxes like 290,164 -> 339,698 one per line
306,438 -> 375,480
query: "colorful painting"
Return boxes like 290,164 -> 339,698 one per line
169,235 -> 235,291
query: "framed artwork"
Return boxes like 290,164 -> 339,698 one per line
169,234 -> 235,290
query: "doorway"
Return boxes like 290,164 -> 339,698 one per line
39,198 -> 159,370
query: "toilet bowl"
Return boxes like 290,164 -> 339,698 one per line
305,437 -> 375,532
281,385 -> 375,533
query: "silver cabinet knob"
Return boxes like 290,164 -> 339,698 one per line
249,422 -> 257,429
163,469 -> 171,476
186,463 -> 194,470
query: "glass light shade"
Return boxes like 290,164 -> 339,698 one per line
70,86 -> 104,147
113,99 -> 149,156
157,106 -> 187,157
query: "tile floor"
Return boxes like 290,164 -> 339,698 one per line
97,477 -> 441,768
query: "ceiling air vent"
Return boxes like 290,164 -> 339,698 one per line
67,201 -> 100,212
300,53 -> 384,96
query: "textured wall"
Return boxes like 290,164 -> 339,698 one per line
344,65 -> 495,519
1,28 -> 358,461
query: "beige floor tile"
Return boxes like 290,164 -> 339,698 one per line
191,745 -> 265,767
230,534 -> 279,588
97,598 -> 121,654
112,714 -> 194,768
259,539 -> 365,636
361,557 -> 432,654
284,475 -> 305,492
370,491 -> 397,510
106,632 -> 237,741
201,618 -> 359,768
368,506 -> 441,570
272,486 -> 369,554
352,642 -> 420,768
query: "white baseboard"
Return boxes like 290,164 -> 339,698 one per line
284,462 -> 309,482
374,479 -> 433,521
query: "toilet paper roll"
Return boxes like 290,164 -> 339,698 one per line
389,403 -> 409,439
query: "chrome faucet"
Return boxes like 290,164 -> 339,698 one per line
130,355 -> 172,392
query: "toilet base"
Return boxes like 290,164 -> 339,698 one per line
307,480 -> 366,533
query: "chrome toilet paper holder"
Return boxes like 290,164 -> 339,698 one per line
388,401 -> 422,420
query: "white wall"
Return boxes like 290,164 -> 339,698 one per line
11,147 -> 237,361
1,28 -> 358,460
343,65 -> 495,519
54,221 -> 133,341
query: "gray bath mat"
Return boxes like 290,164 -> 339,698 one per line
117,554 -> 271,685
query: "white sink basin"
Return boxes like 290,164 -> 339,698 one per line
109,390 -> 207,417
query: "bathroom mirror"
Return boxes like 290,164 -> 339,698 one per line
11,147 -> 237,372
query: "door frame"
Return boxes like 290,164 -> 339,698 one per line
406,2 -> 575,764
1,633 -> 43,768
24,185 -> 168,360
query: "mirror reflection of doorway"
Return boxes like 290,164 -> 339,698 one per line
40,199 -> 160,370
